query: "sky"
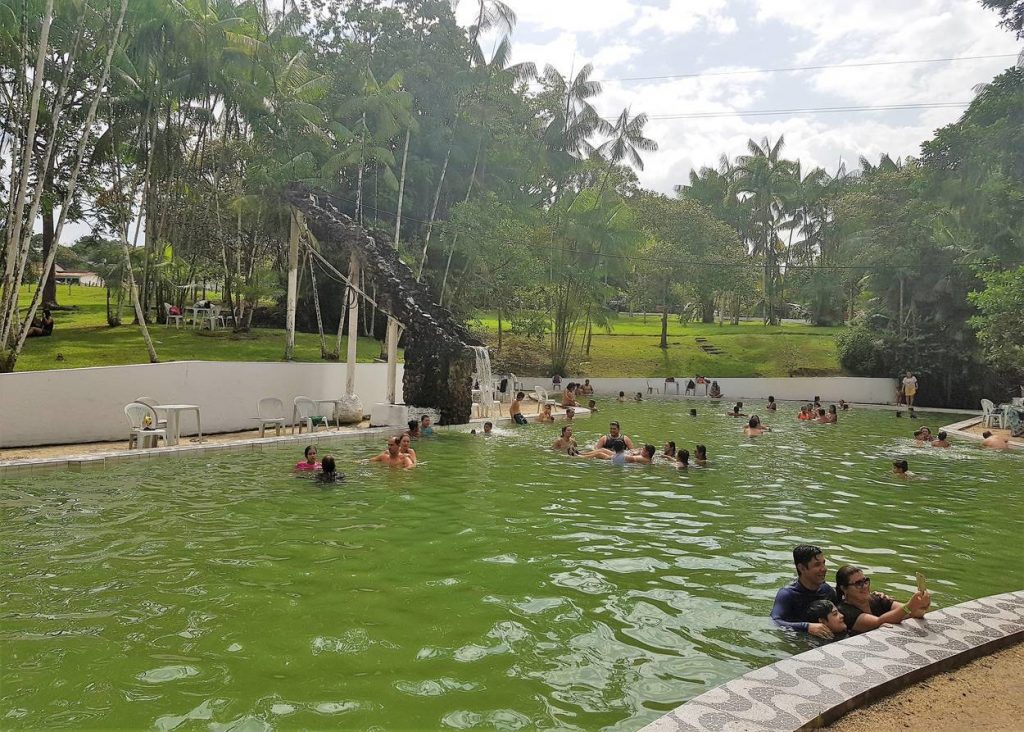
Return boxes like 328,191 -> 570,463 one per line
457,0 -> 1022,194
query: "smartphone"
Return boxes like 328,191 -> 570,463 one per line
916,572 -> 927,593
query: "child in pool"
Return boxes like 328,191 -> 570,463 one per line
295,445 -> 320,471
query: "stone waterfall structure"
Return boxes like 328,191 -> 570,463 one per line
283,184 -> 482,425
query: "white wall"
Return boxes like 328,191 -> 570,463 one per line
0,361 -> 403,448
516,376 -> 897,405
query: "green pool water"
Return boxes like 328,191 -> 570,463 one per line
2,400 -> 1022,730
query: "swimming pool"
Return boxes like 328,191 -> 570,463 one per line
2,400 -> 1021,730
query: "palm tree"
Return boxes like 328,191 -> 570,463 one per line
596,108 -> 657,196
733,136 -> 797,325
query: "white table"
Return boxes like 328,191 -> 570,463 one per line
189,306 -> 220,330
155,404 -> 202,446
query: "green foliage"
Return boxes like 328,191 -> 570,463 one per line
968,265 -> 1024,372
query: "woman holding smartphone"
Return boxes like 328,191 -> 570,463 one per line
835,565 -> 931,635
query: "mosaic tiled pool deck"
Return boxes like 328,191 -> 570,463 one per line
642,590 -> 1024,731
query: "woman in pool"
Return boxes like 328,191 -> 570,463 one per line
536,403 -> 555,423
835,565 -> 930,636
617,391 -> 627,402
766,395 -> 777,411
676,448 -> 690,468
694,444 -> 708,466
662,441 -> 677,459
552,425 -> 579,455
295,445 -> 320,471
399,434 -> 417,465
579,443 -> 655,464
824,404 -> 838,423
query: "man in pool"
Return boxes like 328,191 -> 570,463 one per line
587,399 -> 598,413
766,395 -> 777,411
564,407 -> 575,422
728,404 -> 746,417
980,431 -> 1010,450
579,443 -> 655,464
595,421 -> 634,452
552,425 -> 578,454
770,544 -> 839,638
743,415 -> 768,436
805,599 -> 847,641
510,392 -> 528,425
370,437 -> 414,468
420,415 -> 434,437
892,459 -> 915,478
578,379 -> 594,397
482,421 -> 493,434
931,431 -> 951,448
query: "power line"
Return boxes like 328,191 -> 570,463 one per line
596,53 -> 1021,84
635,102 -> 969,121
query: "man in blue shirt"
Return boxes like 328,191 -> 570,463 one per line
770,544 -> 838,639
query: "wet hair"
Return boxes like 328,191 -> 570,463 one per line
814,395 -> 821,402
982,431 -> 992,438
937,431 -> 947,440
689,408 -> 697,417
913,428 -> 928,439
407,420 -> 419,433
896,411 -> 903,418
516,391 -> 525,400
893,459 -> 909,472
484,421 -> 493,429
695,444 -> 707,459
618,391 -> 625,397
818,408 -> 826,416
588,400 -> 596,407
321,455 -> 336,474
642,444 -> 656,458
768,395 -> 775,402
420,414 -> 430,423
748,416 -> 759,428
732,405 -> 740,414
793,544 -> 823,568
609,421 -> 620,429
677,449 -> 689,466
470,429 -> 477,434
560,425 -> 571,436
806,599 -> 837,623
43,309 -> 52,317
835,564 -> 863,603
829,404 -> 837,414
613,441 -> 626,453
664,440 -> 676,456
304,445 -> 316,459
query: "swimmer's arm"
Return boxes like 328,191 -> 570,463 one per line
623,436 -> 634,449
369,453 -> 385,463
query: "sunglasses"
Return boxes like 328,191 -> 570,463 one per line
848,577 -> 871,588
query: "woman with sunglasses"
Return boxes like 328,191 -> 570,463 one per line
835,565 -> 930,635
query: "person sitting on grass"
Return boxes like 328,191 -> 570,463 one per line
317,455 -> 344,483
892,459 -> 915,478
552,425 -> 579,455
835,564 -> 930,636
536,403 -> 555,423
419,415 -> 434,437
399,434 -> 417,465
766,395 -> 777,411
805,599 -> 848,642
931,431 -> 951,448
295,445 -> 320,471
770,544 -> 839,639
980,431 -> 1010,450
510,392 -> 528,425
370,437 -> 414,468
26,309 -> 55,338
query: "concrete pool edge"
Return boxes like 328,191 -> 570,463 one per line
640,590 -> 1024,732
0,410 -> 592,474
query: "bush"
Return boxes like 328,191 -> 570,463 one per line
509,310 -> 549,340
836,326 -> 889,376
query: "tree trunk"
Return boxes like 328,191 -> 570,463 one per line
40,172 -> 58,307
345,253 -> 360,396
284,209 -> 301,360
660,281 -> 669,350
701,295 -> 715,323
497,309 -> 503,350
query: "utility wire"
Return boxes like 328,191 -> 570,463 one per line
634,102 -> 969,121
595,53 -> 1021,84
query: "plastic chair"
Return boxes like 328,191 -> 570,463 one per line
533,386 -> 556,407
980,399 -> 1005,428
124,402 -> 166,449
646,380 -> 661,395
164,303 -> 184,328
203,305 -> 227,331
254,397 -> 286,437
135,396 -> 167,428
292,396 -> 332,435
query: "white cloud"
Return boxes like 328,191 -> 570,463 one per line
456,0 -> 638,35
630,0 -> 737,37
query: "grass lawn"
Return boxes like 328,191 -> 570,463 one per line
471,313 -> 845,378
12,285 -> 389,372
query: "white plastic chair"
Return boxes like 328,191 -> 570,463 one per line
533,386 -> 556,407
124,402 -> 166,449
981,399 -> 1005,428
164,303 -> 184,328
254,397 -> 286,437
134,396 -> 167,428
292,396 -> 332,434
203,305 -> 227,331
646,380 -> 661,395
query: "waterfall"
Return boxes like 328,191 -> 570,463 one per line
471,346 -> 492,394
